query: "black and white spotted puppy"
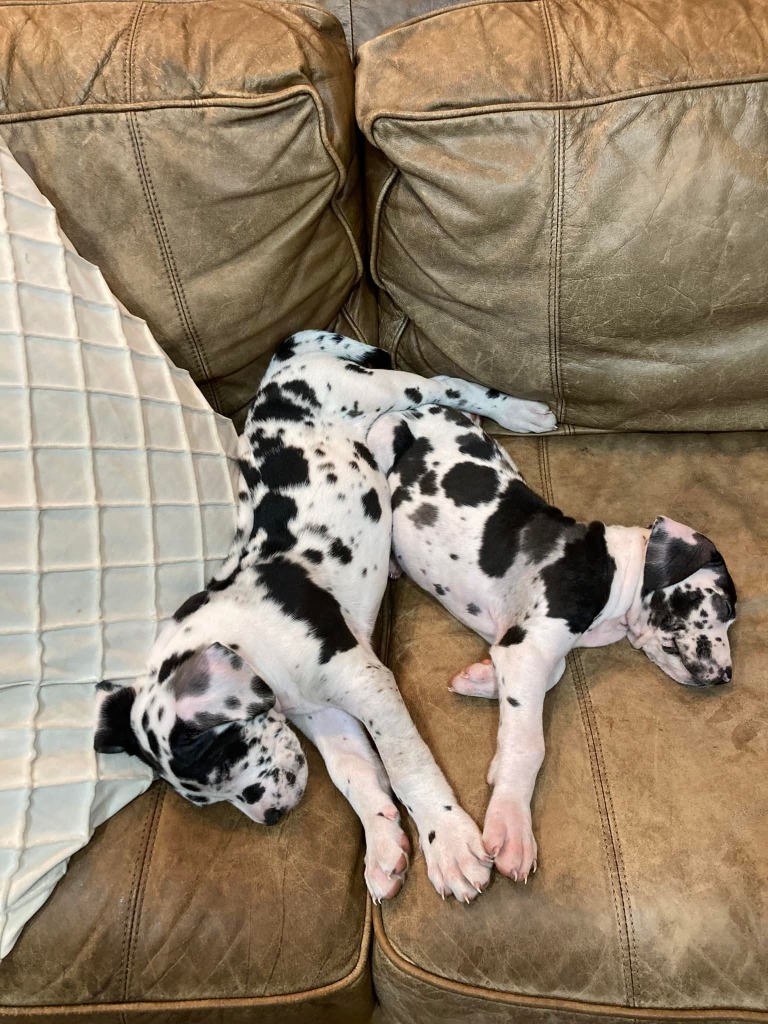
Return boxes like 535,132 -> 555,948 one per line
367,405 -> 737,884
95,330 -> 556,904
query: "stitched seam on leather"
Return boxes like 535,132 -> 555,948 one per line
389,314 -> 410,369
368,161 -> 400,291
571,650 -> 636,1005
537,440 -> 634,1004
127,110 -> 220,409
123,2 -> 143,105
362,75 -> 768,135
575,648 -> 639,998
372,911 -> 768,1021
123,786 -> 165,1004
119,785 -> 161,1005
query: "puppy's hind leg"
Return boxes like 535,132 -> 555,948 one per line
290,708 -> 410,902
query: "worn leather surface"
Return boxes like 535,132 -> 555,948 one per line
0,737 -> 373,1021
0,0 -> 375,427
356,0 -> 768,431
375,430 -> 768,1021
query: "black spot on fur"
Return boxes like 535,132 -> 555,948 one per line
242,782 -> 265,803
225,696 -> 241,710
257,559 -> 357,664
391,486 -> 409,510
158,649 -> 196,685
442,462 -> 498,507
392,421 -> 416,468
208,562 -> 242,592
434,584 -> 446,596
362,489 -> 382,521
353,441 -> 378,470
479,480 -> 563,579
169,719 -> 249,786
238,458 -> 261,491
419,469 -> 437,495
410,503 -> 438,528
405,387 -> 422,403
345,362 -> 373,375
260,446 -> 309,489
281,379 -> 320,408
696,636 -> 713,660
428,830 -> 436,843
272,334 -> 298,362
457,432 -> 496,460
507,696 -> 521,707
357,347 -> 391,369
251,492 -> 297,556
248,382 -> 307,424
540,522 -> 616,634
467,603 -> 480,615
174,590 -> 209,622
330,538 -> 353,564
303,548 -> 324,564
486,388 -> 500,399
445,388 -> 461,399
499,625 -> 526,646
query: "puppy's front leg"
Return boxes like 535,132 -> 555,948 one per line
290,708 -> 410,903
321,646 -> 493,903
484,628 -> 570,882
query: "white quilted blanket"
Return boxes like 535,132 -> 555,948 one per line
0,140 -> 238,958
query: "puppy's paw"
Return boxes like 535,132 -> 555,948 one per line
483,792 -> 537,883
421,809 -> 493,903
450,659 -> 498,699
496,399 -> 557,435
364,806 -> 410,903
388,556 -> 403,581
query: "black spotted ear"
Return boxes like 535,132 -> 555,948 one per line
167,718 -> 250,785
642,516 -> 722,596
94,682 -> 139,755
170,642 -> 275,728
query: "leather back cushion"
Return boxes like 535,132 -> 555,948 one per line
357,0 -> 768,431
0,0 -> 365,424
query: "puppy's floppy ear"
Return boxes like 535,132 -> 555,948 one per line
170,642 -> 275,728
642,516 -> 722,596
94,681 -> 139,755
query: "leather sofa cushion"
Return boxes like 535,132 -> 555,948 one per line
374,429 -> 768,1022
0,740 -> 373,1022
0,0 -> 371,425
357,0 -> 768,431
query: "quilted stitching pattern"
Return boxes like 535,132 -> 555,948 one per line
0,141 -> 238,958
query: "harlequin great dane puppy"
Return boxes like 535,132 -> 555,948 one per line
367,405 -> 737,884
96,330 -> 556,904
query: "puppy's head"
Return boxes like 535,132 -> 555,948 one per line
95,642 -> 307,825
629,517 -> 736,687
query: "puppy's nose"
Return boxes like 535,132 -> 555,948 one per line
263,807 -> 284,826
716,666 -> 733,685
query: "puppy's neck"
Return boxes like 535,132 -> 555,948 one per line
580,525 -> 650,647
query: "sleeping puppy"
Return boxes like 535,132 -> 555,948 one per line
367,405 -> 737,884
95,331 -> 556,904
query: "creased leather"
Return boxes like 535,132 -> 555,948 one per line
0,0 -> 372,422
356,0 -> 768,431
376,430 -> 768,1021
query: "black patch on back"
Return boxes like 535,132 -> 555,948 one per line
251,493 -> 297,556
173,590 -> 210,622
467,603 -> 480,615
272,334 -> 298,362
238,458 -> 261,491
457,432 -> 495,460
507,696 -> 520,707
410,503 -> 438,528
281,379 -> 320,408
391,486 -> 409,510
257,558 -> 358,664
499,625 -> 526,646
208,562 -> 242,592
362,488 -> 382,521
445,388 -> 461,399
392,421 -> 416,468
353,441 -> 378,470
479,480 -> 563,579
303,548 -> 324,564
442,462 -> 498,506
540,522 -> 616,634
419,469 -> 437,495
248,382 -> 307,424
345,362 -> 373,375
405,387 -> 422,403
260,446 -> 309,489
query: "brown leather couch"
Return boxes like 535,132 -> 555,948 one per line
1,2 -> 766,1021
